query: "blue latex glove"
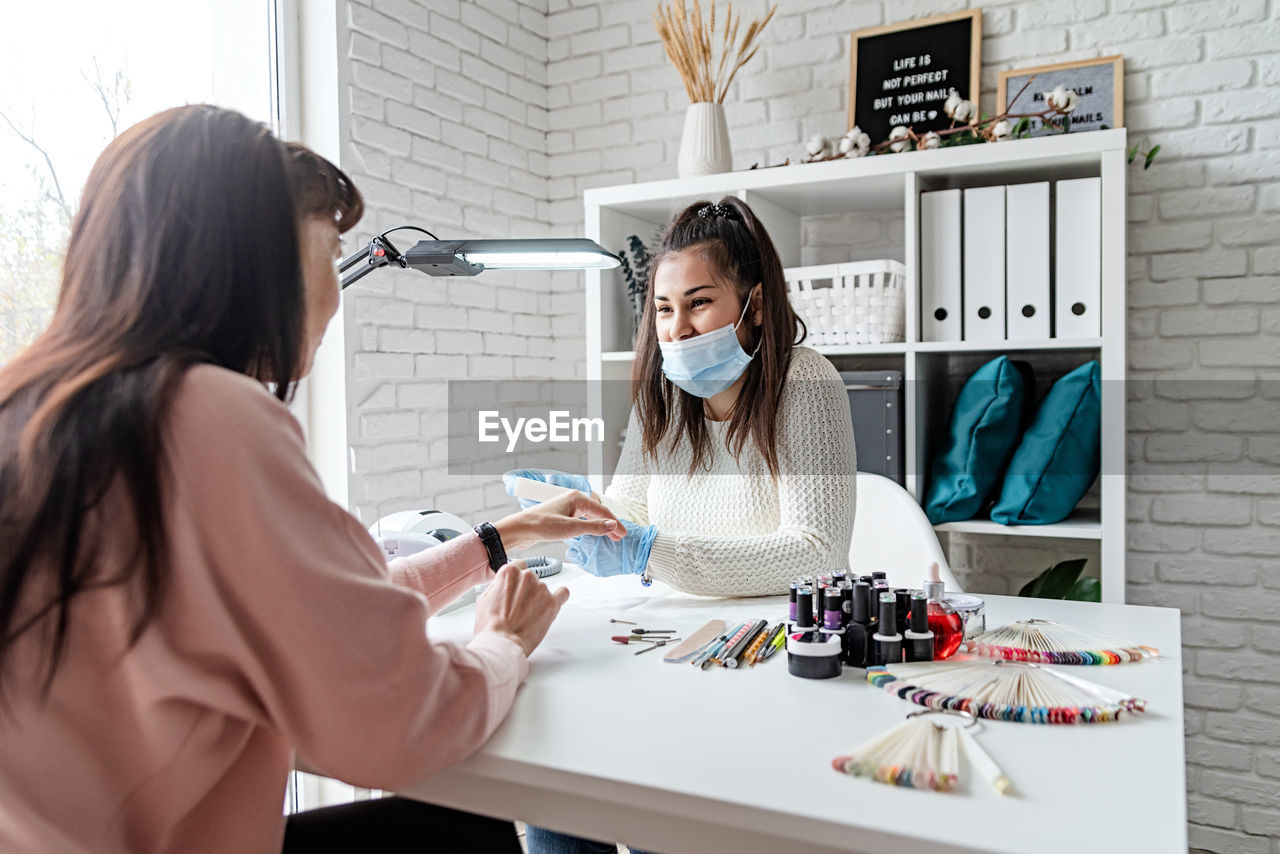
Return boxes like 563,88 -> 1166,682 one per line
566,520 -> 657,578
502,469 -> 593,509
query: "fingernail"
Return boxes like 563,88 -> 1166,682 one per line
604,520 -> 617,528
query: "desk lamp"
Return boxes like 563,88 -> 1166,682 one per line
339,226 -> 621,289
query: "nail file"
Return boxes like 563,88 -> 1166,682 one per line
663,619 -> 727,663
511,477 -> 578,503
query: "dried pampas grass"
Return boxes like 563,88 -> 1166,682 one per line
654,0 -> 776,104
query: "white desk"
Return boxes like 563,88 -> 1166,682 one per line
404,566 -> 1187,854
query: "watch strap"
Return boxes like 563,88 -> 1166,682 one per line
474,522 -> 507,573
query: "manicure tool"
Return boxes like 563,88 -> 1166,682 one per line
692,622 -> 746,668
633,637 -> 682,655
610,631 -> 675,644
662,619 -> 727,663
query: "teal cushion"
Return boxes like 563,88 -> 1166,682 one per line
991,361 -> 1101,525
925,356 -> 1030,524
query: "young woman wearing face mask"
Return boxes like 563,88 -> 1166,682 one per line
515,200 -> 857,854
509,196 -> 857,597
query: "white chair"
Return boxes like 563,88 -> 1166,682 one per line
849,472 -> 963,593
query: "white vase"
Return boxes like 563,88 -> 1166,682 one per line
676,102 -> 731,178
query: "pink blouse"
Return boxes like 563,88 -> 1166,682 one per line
0,365 -> 527,853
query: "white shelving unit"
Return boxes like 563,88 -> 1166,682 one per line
583,130 -> 1127,602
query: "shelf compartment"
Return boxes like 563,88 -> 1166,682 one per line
913,338 -> 1102,353
602,342 -> 911,361
605,340 -> 1097,361
933,509 -> 1101,540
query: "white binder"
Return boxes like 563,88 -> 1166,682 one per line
962,185 -> 1006,342
1005,182 -> 1050,340
1055,177 -> 1102,338
920,189 -> 962,342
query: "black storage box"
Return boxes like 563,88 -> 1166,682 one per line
839,370 -> 904,485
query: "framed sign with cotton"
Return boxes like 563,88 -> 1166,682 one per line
996,55 -> 1124,137
847,9 -> 982,149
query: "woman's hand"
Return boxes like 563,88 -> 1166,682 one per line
493,490 -> 624,551
502,469 -> 600,507
566,520 -> 656,577
474,562 -> 570,657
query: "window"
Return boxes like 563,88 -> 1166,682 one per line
1,0 -> 354,814
0,0 -> 276,363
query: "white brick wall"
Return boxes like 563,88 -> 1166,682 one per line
339,1 -> 1279,848
341,0 -> 562,532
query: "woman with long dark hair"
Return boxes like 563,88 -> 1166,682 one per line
512,196 -> 857,597
0,105 -> 621,852
517,200 -> 857,852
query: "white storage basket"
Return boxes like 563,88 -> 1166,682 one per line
785,260 -> 906,346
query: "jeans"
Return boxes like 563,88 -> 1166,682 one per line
282,796 -> 521,853
525,824 -> 654,854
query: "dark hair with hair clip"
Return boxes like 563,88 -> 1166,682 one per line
631,196 -> 807,477
697,202 -> 739,220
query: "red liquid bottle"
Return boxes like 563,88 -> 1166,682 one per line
924,562 -> 964,660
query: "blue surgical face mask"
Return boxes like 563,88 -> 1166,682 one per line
659,294 -> 760,398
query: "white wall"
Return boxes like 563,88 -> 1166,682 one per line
339,1 -> 1280,850
340,0 -> 563,531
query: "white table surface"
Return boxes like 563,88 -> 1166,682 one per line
403,565 -> 1187,854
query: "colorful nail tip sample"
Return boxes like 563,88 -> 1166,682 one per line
964,620 -> 1158,665
867,661 -> 1147,724
832,716 -> 961,792
832,714 -> 1010,795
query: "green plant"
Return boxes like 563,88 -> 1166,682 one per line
617,234 -> 653,344
1018,558 -> 1100,602
1126,141 -> 1160,169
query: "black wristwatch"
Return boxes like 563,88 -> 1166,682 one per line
474,522 -> 507,573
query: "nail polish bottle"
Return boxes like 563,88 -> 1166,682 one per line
845,581 -> 874,667
903,592 -> 935,662
788,579 -> 799,622
821,587 -> 844,633
872,592 -> 902,666
815,575 -> 832,620
873,581 -> 891,616
794,586 -> 815,633
893,588 -> 912,636
924,562 -> 964,660
839,581 -> 854,628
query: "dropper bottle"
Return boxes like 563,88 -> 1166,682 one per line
924,562 -> 964,660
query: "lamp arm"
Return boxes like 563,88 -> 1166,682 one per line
339,235 -> 405,290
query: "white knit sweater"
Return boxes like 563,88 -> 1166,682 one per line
603,346 -> 857,597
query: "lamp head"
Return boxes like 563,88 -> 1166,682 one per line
340,233 -> 620,289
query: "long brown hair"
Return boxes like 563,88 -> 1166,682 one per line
0,105 -> 362,697
632,196 -> 805,476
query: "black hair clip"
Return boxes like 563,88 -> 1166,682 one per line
697,203 -> 739,221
